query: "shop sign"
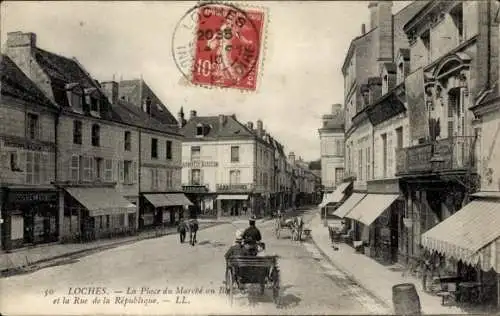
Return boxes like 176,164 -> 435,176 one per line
3,137 -> 55,152
182,185 -> 208,193
182,161 -> 218,168
10,191 -> 57,203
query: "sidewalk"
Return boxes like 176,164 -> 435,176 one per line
309,212 -> 471,315
0,220 -> 224,274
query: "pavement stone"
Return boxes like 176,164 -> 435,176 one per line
308,211 -> 471,315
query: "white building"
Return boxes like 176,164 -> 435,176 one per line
318,104 -> 345,192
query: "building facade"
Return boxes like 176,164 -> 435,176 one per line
318,104 -> 345,193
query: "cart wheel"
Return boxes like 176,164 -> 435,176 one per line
272,269 -> 280,305
225,268 -> 234,305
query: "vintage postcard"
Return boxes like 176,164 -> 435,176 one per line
1,0 -> 500,315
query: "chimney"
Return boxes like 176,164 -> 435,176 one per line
332,103 -> 342,114
361,23 -> 366,35
190,110 -> 197,119
177,106 -> 186,128
246,121 -> 254,130
376,1 -> 393,60
368,2 -> 378,30
288,152 -> 296,164
219,114 -> 226,127
101,81 -> 119,104
256,119 -> 263,136
6,31 -> 37,49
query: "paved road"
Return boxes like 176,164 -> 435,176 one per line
0,209 -> 384,315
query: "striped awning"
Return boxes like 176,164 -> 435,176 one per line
333,193 -> 366,218
346,194 -> 399,226
421,199 -> 500,271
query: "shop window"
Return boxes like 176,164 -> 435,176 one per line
151,138 -> 158,159
166,140 -> 172,160
73,120 -> 82,144
27,113 -> 39,140
124,131 -> 131,151
91,124 -> 100,147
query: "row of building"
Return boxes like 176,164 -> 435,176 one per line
0,31 -> 319,251
320,0 -> 500,306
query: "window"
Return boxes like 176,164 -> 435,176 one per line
119,161 -> 124,182
90,98 -> 99,112
10,152 -> 20,171
70,91 -> 82,110
73,120 -> 82,144
191,169 -> 201,185
263,172 -> 268,188
229,170 -> 240,184
82,156 -> 93,181
166,169 -> 173,189
388,135 -> 394,176
91,124 -> 100,147
70,155 -> 79,181
421,30 -> 431,63
166,141 -> 172,160
26,152 -> 33,184
397,62 -> 404,84
151,138 -> 158,159
231,146 -> 239,162
27,113 -> 39,140
396,127 -> 403,149
94,157 -> 103,181
191,146 -> 200,161
133,162 -> 137,183
451,4 -> 464,42
383,74 -> 389,94
335,168 -> 344,185
335,140 -> 344,156
196,124 -> 204,136
124,131 -> 131,151
124,160 -> 132,183
41,153 -> 49,183
104,159 -> 113,181
150,168 -> 159,189
358,149 -> 363,181
382,133 -> 388,178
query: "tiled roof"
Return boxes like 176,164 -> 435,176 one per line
0,55 -> 56,109
111,100 -> 181,136
181,115 -> 255,140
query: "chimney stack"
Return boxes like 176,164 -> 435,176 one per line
256,119 -> 263,137
178,106 -> 186,128
246,121 -> 254,130
219,114 -> 226,127
368,2 -> 378,30
190,110 -> 197,119
101,81 -> 119,104
361,23 -> 366,35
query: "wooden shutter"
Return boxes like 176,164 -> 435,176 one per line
133,161 -> 137,183
119,161 -> 124,183
200,169 -> 204,186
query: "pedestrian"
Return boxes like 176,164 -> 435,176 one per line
189,218 -> 199,246
178,219 -> 187,244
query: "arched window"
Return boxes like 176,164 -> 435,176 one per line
91,124 -> 100,147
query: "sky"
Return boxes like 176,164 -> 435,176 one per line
1,1 -> 410,161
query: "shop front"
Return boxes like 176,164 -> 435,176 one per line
216,194 -> 250,216
140,192 -> 193,229
421,193 -> 500,308
62,187 -> 136,241
1,187 -> 58,250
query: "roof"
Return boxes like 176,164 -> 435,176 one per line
0,55 -> 56,109
383,62 -> 397,74
111,100 -> 181,136
320,108 -> 345,131
403,0 -> 434,33
181,115 -> 256,140
398,48 -> 410,60
341,28 -> 377,75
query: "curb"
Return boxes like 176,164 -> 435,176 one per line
309,227 -> 393,312
0,222 -> 222,277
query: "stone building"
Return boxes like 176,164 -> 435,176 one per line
318,104 -> 345,193
0,55 -> 59,250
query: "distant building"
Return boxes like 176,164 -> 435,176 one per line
318,104 -> 345,193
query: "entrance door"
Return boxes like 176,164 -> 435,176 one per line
23,209 -> 34,244
390,202 -> 401,263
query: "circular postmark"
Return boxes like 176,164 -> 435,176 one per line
171,1 -> 263,90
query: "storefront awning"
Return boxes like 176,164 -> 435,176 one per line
330,182 -> 352,203
144,194 -> 171,207
333,193 -> 366,218
216,195 -> 249,200
165,193 -> 193,206
421,199 -> 500,269
65,187 -> 136,217
346,194 -> 399,226
318,193 -> 332,208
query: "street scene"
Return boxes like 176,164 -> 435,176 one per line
1,0 -> 500,315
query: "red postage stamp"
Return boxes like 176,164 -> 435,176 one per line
172,2 -> 265,91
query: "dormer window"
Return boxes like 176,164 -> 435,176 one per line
91,98 -> 99,112
196,124 -> 203,136
66,83 -> 83,112
85,88 -> 100,117
397,62 -> 404,84
382,74 -> 389,95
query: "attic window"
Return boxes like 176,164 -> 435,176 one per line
66,84 -> 83,111
382,74 -> 389,95
397,62 -> 404,84
196,124 -> 204,136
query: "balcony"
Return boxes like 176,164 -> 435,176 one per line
396,136 -> 477,176
182,183 -> 209,193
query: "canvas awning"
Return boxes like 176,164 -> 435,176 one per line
144,194 -> 171,207
318,193 -> 332,208
333,193 -> 366,218
216,195 -> 249,200
65,187 -> 136,217
421,199 -> 500,271
345,194 -> 399,226
165,193 -> 193,206
330,182 -> 352,203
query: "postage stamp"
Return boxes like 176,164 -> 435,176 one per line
172,2 -> 266,91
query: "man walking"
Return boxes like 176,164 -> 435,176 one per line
177,219 -> 188,243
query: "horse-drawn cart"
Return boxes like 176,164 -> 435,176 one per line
274,217 -> 304,241
224,255 -> 280,306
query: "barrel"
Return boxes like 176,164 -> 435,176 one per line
392,283 -> 421,315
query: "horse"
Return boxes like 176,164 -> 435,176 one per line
188,219 -> 199,246
292,216 -> 304,241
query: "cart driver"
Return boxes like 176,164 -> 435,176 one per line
242,216 -> 262,255
225,230 -> 246,260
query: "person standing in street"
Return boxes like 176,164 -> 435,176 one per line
177,219 -> 188,243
